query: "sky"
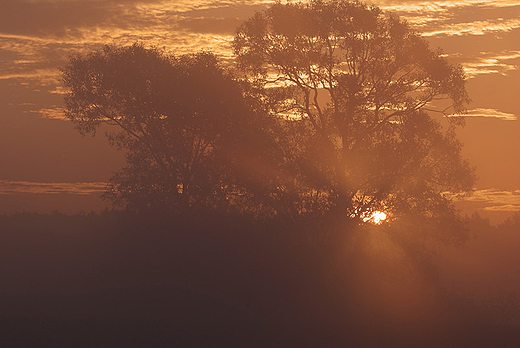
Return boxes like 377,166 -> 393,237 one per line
0,0 -> 519,222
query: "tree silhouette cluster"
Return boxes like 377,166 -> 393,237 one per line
62,0 -> 474,223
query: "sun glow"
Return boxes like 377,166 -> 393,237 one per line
362,211 -> 388,225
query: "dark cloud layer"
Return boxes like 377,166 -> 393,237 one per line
0,1 -> 123,39
0,1 -> 268,40
176,16 -> 245,35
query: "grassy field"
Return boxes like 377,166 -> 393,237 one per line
1,211 -> 519,347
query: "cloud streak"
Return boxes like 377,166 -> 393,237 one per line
457,188 -> 520,205
0,180 -> 107,195
484,204 -> 520,212
462,108 -> 517,121
450,189 -> 520,213
463,55 -> 519,78
29,106 -> 67,120
421,18 -> 520,37
0,0 -> 518,129
381,0 -> 520,13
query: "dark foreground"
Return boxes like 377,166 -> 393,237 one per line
1,211 -> 519,347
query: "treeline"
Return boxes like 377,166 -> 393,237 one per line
61,0 -> 475,223
1,210 -> 519,347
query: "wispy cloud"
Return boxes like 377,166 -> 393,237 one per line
459,50 -> 520,77
28,106 -> 67,120
458,188 -> 520,205
379,0 -> 520,40
484,204 -> 520,212
0,69 -> 61,81
460,108 -> 517,121
421,18 -> 520,37
0,180 -> 107,195
381,0 -> 520,13
450,189 -> 520,215
0,0 -> 518,126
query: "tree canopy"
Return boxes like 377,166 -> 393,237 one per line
234,0 -> 474,221
62,44 -> 277,212
62,1 -> 475,225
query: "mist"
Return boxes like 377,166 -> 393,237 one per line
1,1 -> 519,346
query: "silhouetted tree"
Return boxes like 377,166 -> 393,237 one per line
62,44 -> 277,213
499,211 -> 520,231
234,0 -> 475,221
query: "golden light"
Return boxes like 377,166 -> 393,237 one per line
362,211 -> 388,225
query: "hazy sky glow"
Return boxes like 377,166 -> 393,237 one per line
1,0 -> 519,220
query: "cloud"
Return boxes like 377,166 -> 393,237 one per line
0,1 -> 268,40
484,204 -> 520,212
0,1 -> 119,39
0,180 -> 107,195
459,50 -> 520,77
0,68 -> 61,81
3,0 -> 516,84
0,1 -> 251,76
0,0 -> 518,128
381,0 -> 520,14
421,18 -> 520,37
457,189 -> 520,205
450,189 -> 520,217
29,106 -> 67,120
379,0 -> 520,39
176,16 -> 244,35
461,108 -> 517,121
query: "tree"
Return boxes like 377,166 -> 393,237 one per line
234,0 -> 475,221
62,44 -> 277,213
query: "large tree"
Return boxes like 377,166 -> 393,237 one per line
234,0 -> 475,221
62,44 -> 277,212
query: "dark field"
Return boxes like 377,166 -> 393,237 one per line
1,211 -> 519,347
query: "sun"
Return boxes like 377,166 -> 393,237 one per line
362,211 -> 388,225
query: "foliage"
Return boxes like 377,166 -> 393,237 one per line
63,1 -> 475,226
234,0 -> 475,221
62,44 -> 278,213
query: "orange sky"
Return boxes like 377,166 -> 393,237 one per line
0,0 -> 519,221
